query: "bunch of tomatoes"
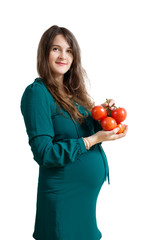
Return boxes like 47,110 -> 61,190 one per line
91,100 -> 127,134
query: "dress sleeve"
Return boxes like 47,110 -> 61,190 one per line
20,83 -> 87,168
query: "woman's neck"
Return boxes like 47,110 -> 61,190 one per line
52,74 -> 72,98
53,74 -> 64,86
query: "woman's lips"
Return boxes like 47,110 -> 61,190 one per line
56,62 -> 66,66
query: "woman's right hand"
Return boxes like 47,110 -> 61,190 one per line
96,125 -> 128,142
85,125 -> 128,149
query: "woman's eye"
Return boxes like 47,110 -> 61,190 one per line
53,47 -> 59,51
67,49 -> 73,54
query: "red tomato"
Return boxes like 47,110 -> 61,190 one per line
111,107 -> 127,123
101,117 -> 117,131
91,106 -> 107,121
117,123 -> 125,134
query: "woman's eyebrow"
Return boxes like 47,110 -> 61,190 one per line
52,44 -> 61,47
52,44 -> 72,49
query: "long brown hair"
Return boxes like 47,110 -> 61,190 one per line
37,25 -> 94,123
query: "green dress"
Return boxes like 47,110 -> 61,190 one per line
20,78 -> 109,240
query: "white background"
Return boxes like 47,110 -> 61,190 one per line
0,0 -> 160,239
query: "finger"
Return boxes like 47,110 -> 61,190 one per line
105,99 -> 115,106
116,127 -> 128,138
101,102 -> 107,108
117,133 -> 126,138
125,125 -> 128,130
108,127 -> 120,135
123,125 -> 128,134
108,99 -> 115,107
110,106 -> 116,110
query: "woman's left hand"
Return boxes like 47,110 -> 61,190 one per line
101,99 -> 115,110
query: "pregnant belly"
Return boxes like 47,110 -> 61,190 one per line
64,144 -> 107,189
38,145 -> 108,193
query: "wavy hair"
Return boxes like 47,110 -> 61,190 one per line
37,25 -> 94,123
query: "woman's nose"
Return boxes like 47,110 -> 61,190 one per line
59,50 -> 66,59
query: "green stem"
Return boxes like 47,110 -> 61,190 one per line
106,98 -> 110,105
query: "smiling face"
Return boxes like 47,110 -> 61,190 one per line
48,34 -> 74,81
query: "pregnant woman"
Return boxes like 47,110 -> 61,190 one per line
20,25 -> 127,240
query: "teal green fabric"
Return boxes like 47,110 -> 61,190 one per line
20,78 -> 109,240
